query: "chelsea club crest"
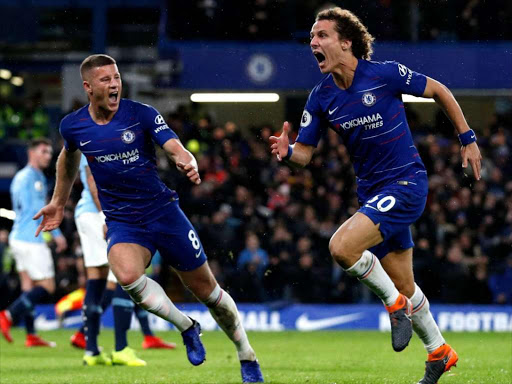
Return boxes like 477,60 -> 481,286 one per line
362,92 -> 376,107
121,130 -> 135,144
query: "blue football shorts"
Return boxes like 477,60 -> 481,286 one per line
106,199 -> 207,271
357,180 -> 428,260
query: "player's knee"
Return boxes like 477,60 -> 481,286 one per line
114,269 -> 141,287
187,274 -> 217,302
329,236 -> 354,267
395,280 -> 415,298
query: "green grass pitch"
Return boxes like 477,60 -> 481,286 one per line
0,329 -> 510,383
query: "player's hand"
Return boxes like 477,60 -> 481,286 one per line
269,121 -> 290,161
33,203 -> 65,237
176,162 -> 201,185
461,141 -> 482,180
54,236 -> 68,253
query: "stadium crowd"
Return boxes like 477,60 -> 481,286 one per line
1,95 -> 511,308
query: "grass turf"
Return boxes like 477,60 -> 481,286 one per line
0,329 -> 510,384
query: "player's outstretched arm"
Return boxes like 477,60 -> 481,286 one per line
269,121 -> 315,167
422,77 -> 482,180
33,148 -> 81,236
162,138 -> 201,185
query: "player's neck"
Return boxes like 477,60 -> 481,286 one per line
88,103 -> 116,125
27,160 -> 41,171
332,56 -> 359,90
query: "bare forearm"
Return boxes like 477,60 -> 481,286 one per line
424,78 -> 470,134
86,169 -> 102,211
163,139 -> 198,170
51,148 -> 80,206
286,143 -> 314,167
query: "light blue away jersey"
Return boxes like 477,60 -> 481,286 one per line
60,99 -> 179,224
74,155 -> 98,219
296,60 -> 428,200
9,166 -> 62,243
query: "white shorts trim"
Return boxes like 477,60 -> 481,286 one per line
9,240 -> 54,280
75,212 -> 108,268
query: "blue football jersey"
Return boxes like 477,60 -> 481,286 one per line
60,99 -> 179,224
74,155 -> 98,219
10,166 -> 62,243
296,60 -> 428,200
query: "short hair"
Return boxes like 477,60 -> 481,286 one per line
28,138 -> 51,149
316,7 -> 375,60
80,54 -> 116,80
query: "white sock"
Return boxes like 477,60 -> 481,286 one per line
410,284 -> 445,353
345,250 -> 400,306
204,285 -> 255,361
122,275 -> 192,332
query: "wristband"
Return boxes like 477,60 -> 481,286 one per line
283,145 -> 293,160
458,129 -> 477,146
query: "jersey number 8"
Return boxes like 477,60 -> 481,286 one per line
188,230 -> 201,250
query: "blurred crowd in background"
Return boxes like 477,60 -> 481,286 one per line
167,0 -> 512,42
0,93 -> 511,308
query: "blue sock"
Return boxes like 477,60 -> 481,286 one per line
83,279 -> 106,355
113,285 -> 134,352
25,311 -> 35,335
78,287 -> 114,335
101,288 -> 115,310
135,306 -> 153,336
9,286 -> 49,324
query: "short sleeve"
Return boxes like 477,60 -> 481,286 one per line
380,61 -> 427,97
59,117 -> 78,152
138,104 -> 179,147
295,90 -> 326,147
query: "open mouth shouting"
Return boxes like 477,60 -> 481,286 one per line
313,51 -> 326,69
108,90 -> 119,105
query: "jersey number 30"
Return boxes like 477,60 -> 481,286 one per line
364,194 -> 396,212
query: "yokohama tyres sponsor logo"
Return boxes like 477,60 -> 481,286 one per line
95,149 -> 139,163
339,113 -> 382,130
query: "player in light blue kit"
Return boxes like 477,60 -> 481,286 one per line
72,154 -> 176,366
0,138 -> 67,347
34,54 -> 263,383
270,8 -> 481,384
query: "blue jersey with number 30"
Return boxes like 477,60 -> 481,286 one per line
296,60 -> 428,200
59,99 -> 179,224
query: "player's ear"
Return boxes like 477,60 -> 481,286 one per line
340,39 -> 352,52
83,80 -> 92,95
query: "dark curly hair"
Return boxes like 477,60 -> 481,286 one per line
316,7 -> 375,60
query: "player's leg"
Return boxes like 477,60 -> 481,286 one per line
0,241 -> 55,346
74,212 -> 112,365
18,272 -> 36,337
381,249 -> 458,384
109,243 -> 194,333
135,304 -> 177,350
329,212 -> 408,308
110,283 -> 146,366
177,263 -> 264,382
72,276 -> 116,349
81,265 -> 108,362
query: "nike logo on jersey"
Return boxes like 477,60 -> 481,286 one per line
195,250 -> 202,258
470,135 -> 475,139
295,313 -> 364,331
80,140 -> 92,146
328,106 -> 339,115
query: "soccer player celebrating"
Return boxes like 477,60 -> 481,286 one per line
269,7 -> 481,384
34,54 -> 263,383
0,138 -> 67,347
72,155 -> 175,366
